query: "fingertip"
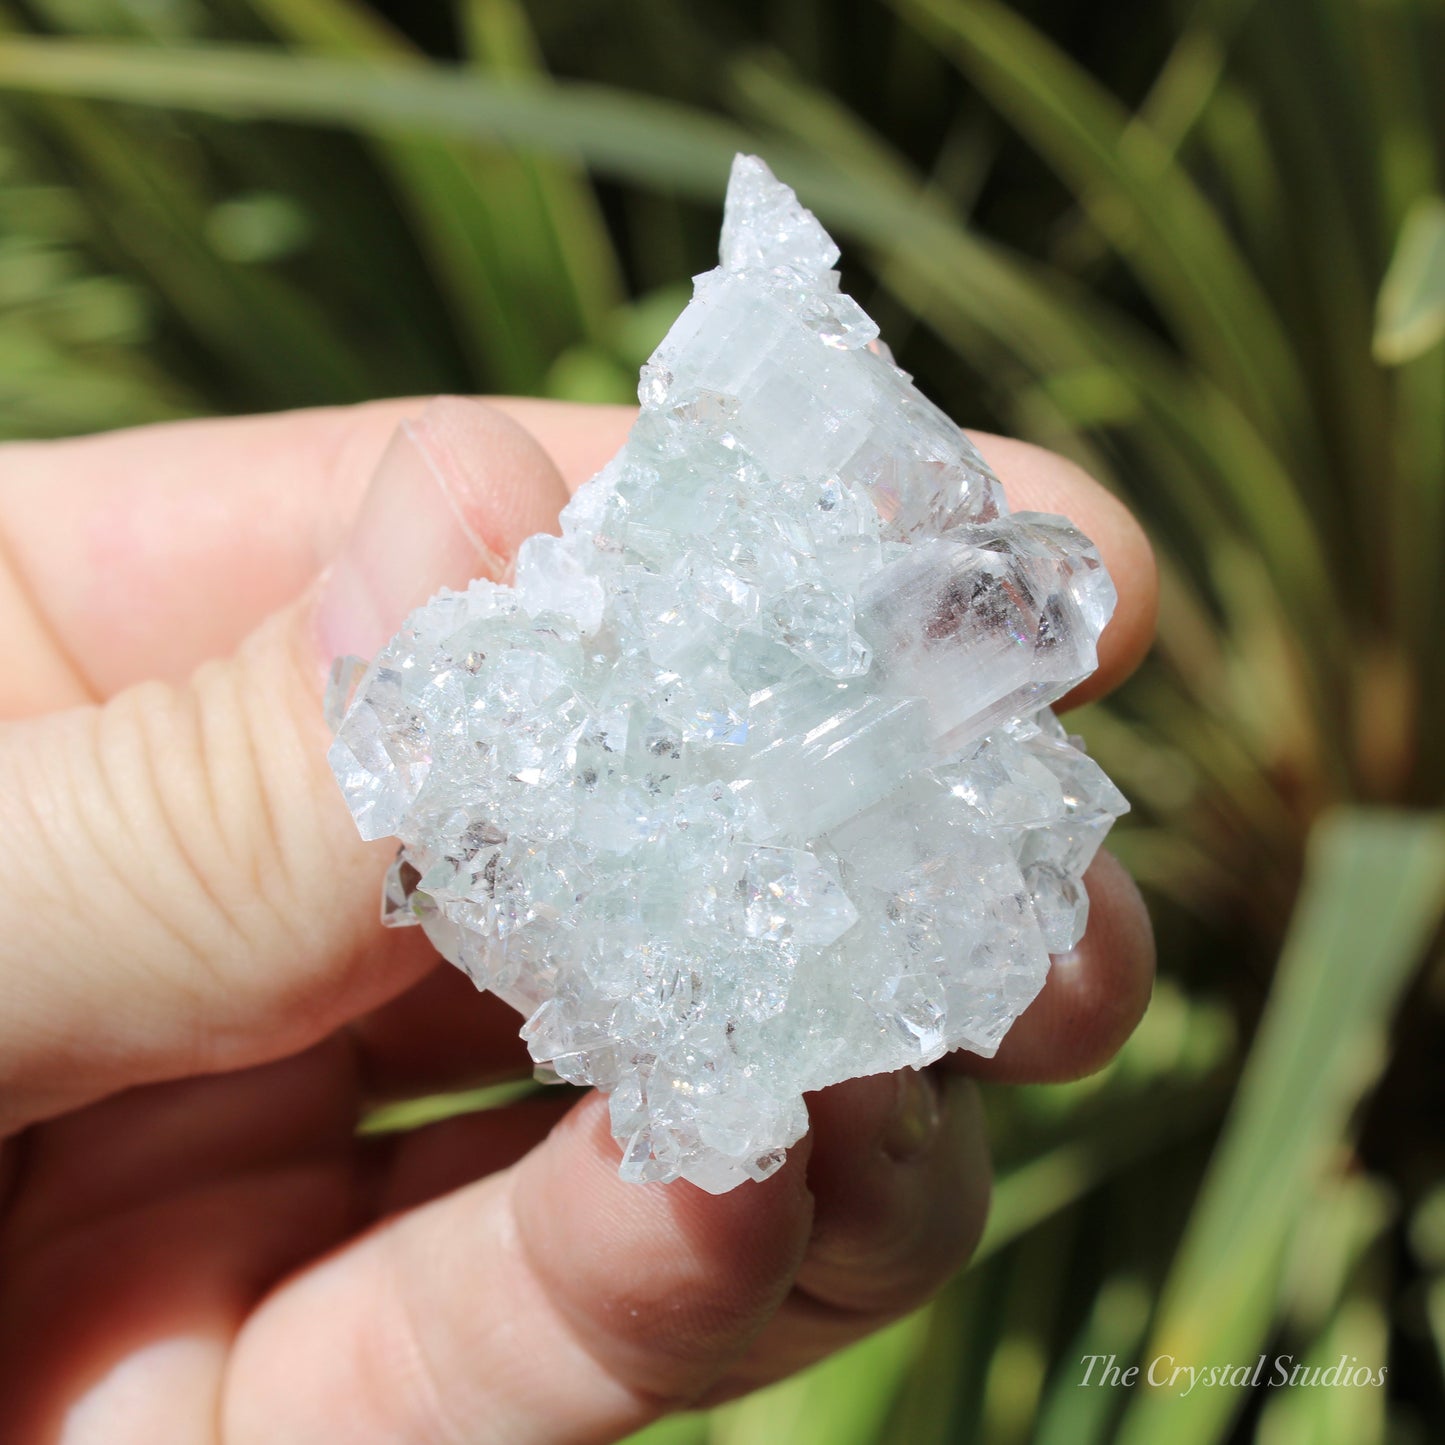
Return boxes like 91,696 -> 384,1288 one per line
969,432 -> 1158,704
411,396 -> 573,565
227,1090 -> 818,1445
950,849 -> 1155,1084
691,1071 -> 991,1404
510,1092 -> 815,1406
487,397 -> 638,496
797,1070 -> 990,1316
315,396 -> 571,664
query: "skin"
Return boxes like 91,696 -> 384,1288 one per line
0,398 -> 1157,1444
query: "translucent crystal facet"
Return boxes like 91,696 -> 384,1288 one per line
328,155 -> 1128,1192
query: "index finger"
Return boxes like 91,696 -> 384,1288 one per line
0,400 -> 616,713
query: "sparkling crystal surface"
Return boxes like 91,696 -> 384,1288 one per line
328,155 -> 1127,1192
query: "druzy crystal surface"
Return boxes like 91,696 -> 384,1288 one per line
328,156 -> 1126,1193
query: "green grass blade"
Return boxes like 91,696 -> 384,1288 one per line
621,1415 -> 709,1445
1118,807 -> 1445,1445
893,0 -> 1315,468
1374,193 -> 1445,365
1033,1275 -> 1151,1445
705,1313 -> 927,1445
979,1081 -> 1226,1265
1048,0 -> 1257,267
244,0 -> 617,391
1429,1277 -> 1445,1401
0,35 -> 1311,463
0,37 -> 748,192
0,39 -> 1167,398
456,0 -> 624,347
1255,1173 -> 1393,1445
1395,341 -> 1445,801
357,1077 -> 544,1134
1134,1 -> 1248,154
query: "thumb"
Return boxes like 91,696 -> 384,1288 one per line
0,398 -> 570,1134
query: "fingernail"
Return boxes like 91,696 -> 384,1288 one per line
314,398 -> 506,667
880,1068 -> 943,1163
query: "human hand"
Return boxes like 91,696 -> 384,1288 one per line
0,397 -> 1156,1443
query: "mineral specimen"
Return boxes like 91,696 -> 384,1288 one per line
328,155 -> 1127,1193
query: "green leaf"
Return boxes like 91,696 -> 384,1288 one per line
1034,1276 -> 1151,1445
893,0 -> 1315,472
1255,1174 -> 1393,1445
707,1312 -> 927,1445
1119,808 -> 1445,1445
1373,194 -> 1445,365
621,1414 -> 709,1445
204,190 -> 312,263
358,1078 -> 546,1134
0,37 -> 746,191
979,1079 -> 1225,1264
244,0 -> 621,391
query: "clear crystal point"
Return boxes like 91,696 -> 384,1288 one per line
328,155 -> 1127,1192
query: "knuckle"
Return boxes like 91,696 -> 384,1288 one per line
177,610 -> 360,997
6,615 -> 341,1054
512,1108 -> 811,1412
94,675 -> 265,984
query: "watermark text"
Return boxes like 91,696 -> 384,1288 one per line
1078,1353 -> 1387,1397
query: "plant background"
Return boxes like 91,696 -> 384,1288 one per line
2,1 -> 1444,1441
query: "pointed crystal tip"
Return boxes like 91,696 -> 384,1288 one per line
719,153 -> 840,277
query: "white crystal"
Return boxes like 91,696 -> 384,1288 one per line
329,155 -> 1127,1192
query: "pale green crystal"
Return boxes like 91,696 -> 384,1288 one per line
328,155 -> 1126,1193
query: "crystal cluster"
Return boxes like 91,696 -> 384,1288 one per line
328,155 -> 1126,1193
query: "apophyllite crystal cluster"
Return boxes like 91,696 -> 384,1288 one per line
328,155 -> 1126,1192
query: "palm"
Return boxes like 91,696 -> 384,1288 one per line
2,970 -> 586,1439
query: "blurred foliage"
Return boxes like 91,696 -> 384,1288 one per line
2,0 -> 1444,1440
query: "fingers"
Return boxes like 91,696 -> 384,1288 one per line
222,1069 -> 988,1445
1,1038 -> 359,1256
368,1094 -> 575,1216
701,1073 -> 987,1401
223,1093 -> 811,1444
0,400 -> 571,1134
0,404 -> 401,708
0,1063 -> 988,1442
0,1162 -> 355,1445
794,1073 -> 986,1313
349,963 -> 533,1100
0,399 -> 634,709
